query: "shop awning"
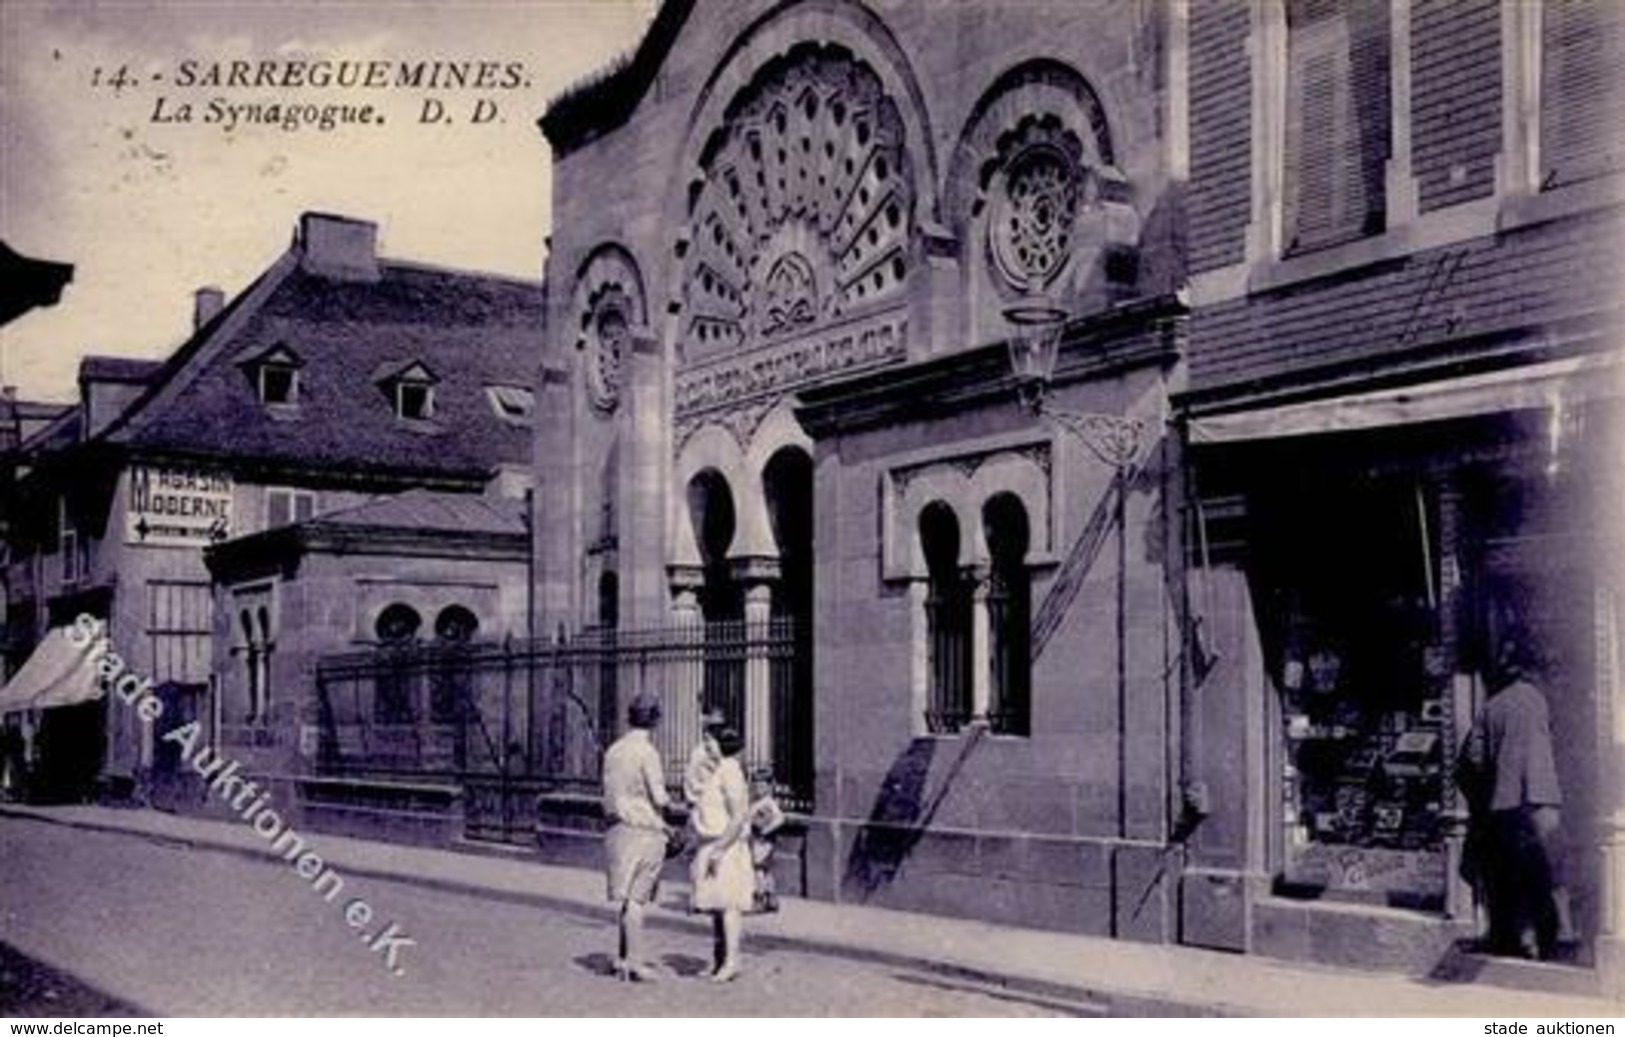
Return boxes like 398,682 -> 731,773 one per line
0,628 -> 102,714
1187,354 -> 1625,444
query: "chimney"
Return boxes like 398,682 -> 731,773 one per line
194,286 -> 225,330
298,212 -> 380,282
79,356 -> 158,439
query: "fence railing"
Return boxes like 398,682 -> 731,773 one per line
312,618 -> 811,819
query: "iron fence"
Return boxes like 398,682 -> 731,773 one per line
313,618 -> 810,842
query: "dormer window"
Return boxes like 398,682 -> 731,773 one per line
376,361 -> 439,422
397,380 -> 434,420
485,385 -> 534,424
259,364 -> 298,406
240,344 -> 304,408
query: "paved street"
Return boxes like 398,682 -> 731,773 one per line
0,817 -> 1096,1016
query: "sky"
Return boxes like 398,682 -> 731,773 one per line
0,0 -> 657,402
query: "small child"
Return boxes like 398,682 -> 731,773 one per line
746,767 -> 786,913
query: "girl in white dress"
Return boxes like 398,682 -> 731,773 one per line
689,727 -> 754,981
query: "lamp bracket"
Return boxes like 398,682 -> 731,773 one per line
1032,392 -> 1144,469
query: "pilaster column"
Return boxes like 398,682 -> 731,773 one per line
967,564 -> 992,726
532,362 -> 576,633
734,556 -> 781,773
624,333 -> 669,629
667,563 -> 706,767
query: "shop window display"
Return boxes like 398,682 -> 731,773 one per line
1254,479 -> 1450,908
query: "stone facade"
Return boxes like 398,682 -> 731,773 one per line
537,0 -> 1625,988
539,0 -> 1189,945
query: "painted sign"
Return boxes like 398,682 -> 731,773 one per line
126,465 -> 233,547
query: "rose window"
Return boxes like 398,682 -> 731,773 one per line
588,299 -> 628,412
677,46 -> 913,363
991,145 -> 1080,290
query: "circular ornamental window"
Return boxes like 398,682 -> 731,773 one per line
990,144 -> 1081,291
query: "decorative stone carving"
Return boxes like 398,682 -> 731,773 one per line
583,283 -> 631,413
675,396 -> 781,456
675,311 -> 907,419
760,253 -> 818,338
569,246 -> 646,416
881,442 -> 1055,583
891,441 -> 1052,497
677,46 -> 914,367
986,115 -> 1092,294
948,64 -> 1141,322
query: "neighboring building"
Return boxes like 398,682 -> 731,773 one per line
202,488 -> 530,835
0,392 -> 73,600
1177,0 -> 1624,985
1,393 -> 74,799
0,394 -> 72,454
0,212 -> 541,807
532,0 -> 1191,943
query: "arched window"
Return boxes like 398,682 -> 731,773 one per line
238,609 -> 261,724
375,603 -> 422,645
984,493 -> 1032,736
374,603 -> 421,723
434,605 -> 479,643
254,605 -> 274,725
594,572 -> 620,746
920,502 -> 971,733
688,468 -> 743,727
687,469 -> 741,621
430,606 -> 478,728
598,440 -> 620,546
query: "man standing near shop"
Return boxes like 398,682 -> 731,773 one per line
1457,640 -> 1579,960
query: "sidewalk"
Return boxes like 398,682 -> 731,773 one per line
3,802 -> 1619,1017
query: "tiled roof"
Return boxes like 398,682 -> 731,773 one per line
313,487 -> 526,537
106,256 -> 543,483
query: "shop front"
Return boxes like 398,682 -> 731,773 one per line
1182,362 -> 1623,976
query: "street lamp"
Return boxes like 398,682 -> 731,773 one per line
1003,287 -> 1144,470
1004,283 -> 1152,843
